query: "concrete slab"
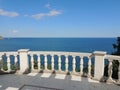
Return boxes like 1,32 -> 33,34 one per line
27,73 -> 38,76
5,87 -> 19,90
0,73 -> 119,90
41,73 -> 52,78
55,74 -> 66,79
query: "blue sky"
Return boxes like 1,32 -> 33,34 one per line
0,0 -> 120,37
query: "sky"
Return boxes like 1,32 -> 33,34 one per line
0,0 -> 120,37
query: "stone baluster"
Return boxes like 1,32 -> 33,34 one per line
30,54 -> 34,71
51,55 -> 54,71
65,55 -> 69,72
88,57 -> 91,77
117,60 -> 120,83
44,55 -> 48,70
80,56 -> 83,75
37,54 -> 41,71
14,54 -> 18,70
6,55 -> 11,72
0,56 -> 3,71
58,55 -> 61,72
72,56 -> 76,73
107,59 -> 113,82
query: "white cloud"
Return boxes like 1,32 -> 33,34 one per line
12,30 -> 19,33
45,4 -> 51,9
31,10 -> 62,20
0,9 -> 19,17
48,10 -> 62,16
24,14 -> 29,17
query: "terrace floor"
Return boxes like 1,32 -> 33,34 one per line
0,73 -> 119,90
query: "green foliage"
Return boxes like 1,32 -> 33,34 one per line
47,64 -> 51,70
110,37 -> 120,79
11,64 -> 15,70
34,60 -> 38,69
112,37 -> 120,55
3,63 -> 8,71
40,65 -> 44,70
91,64 -> 94,75
76,68 -> 80,72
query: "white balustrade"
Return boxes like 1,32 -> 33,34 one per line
37,54 -> 41,71
14,54 -> 18,70
44,55 -> 48,70
58,55 -> 61,71
65,55 -> 69,72
51,55 -> 54,71
88,57 -> 91,77
118,60 -> 120,82
72,56 -> 76,73
0,56 -> 3,70
93,51 -> 106,80
6,55 -> 11,72
1,49 -> 120,84
30,54 -> 34,71
18,49 -> 29,74
107,59 -> 113,81
105,55 -> 120,83
80,56 -> 83,75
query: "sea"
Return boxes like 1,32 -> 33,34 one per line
0,38 -> 116,54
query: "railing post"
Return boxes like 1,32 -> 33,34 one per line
37,54 -> 41,71
6,54 -> 11,72
0,55 -> 3,71
80,56 -> 83,75
44,54 -> 48,70
30,54 -> 34,71
18,49 -> 29,74
58,55 -> 61,72
117,60 -> 120,84
72,56 -> 76,73
107,59 -> 113,83
88,57 -> 91,77
51,55 -> 54,71
14,54 -> 18,70
93,51 -> 106,80
65,55 -> 69,72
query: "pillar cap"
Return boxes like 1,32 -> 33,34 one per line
93,51 -> 106,56
18,49 -> 29,52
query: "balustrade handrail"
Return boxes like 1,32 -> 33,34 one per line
0,52 -> 18,56
105,55 -> 120,61
28,51 -> 92,57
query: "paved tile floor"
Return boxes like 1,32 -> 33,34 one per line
0,73 -> 119,90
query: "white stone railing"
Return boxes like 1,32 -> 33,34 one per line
105,55 -> 120,83
28,51 -> 92,76
0,49 -> 120,84
0,51 -> 18,73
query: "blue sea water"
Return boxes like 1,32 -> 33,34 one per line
0,38 -> 116,54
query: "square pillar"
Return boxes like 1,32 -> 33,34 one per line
93,51 -> 106,80
17,49 -> 29,74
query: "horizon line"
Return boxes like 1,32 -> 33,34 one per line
3,36 -> 117,38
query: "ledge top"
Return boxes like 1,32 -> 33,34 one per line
18,49 -> 29,52
93,51 -> 107,55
